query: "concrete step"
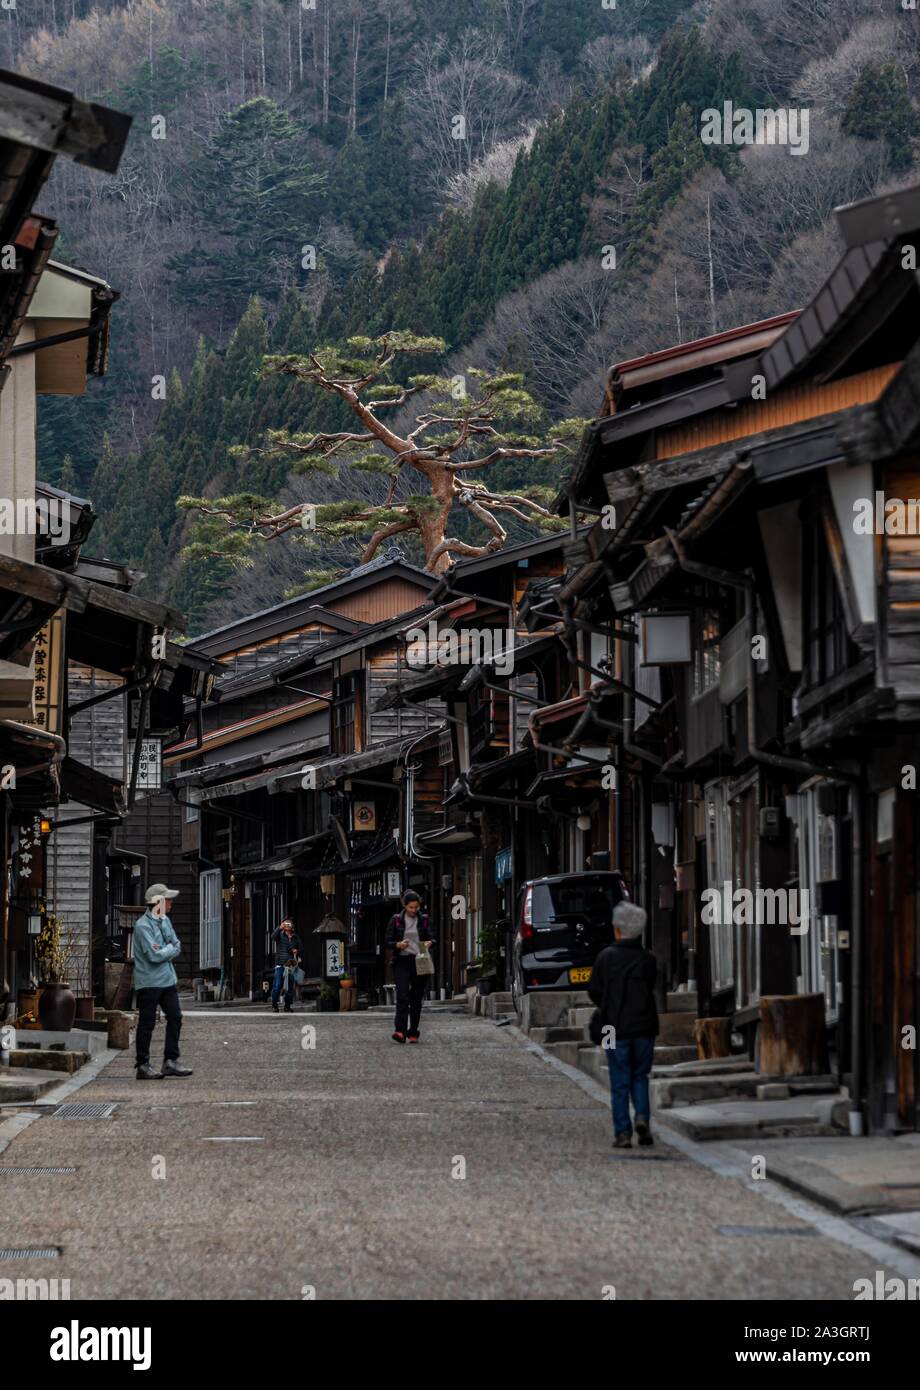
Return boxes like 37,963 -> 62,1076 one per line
651,1071 -> 766,1110
528,1024 -> 589,1044
654,1044 -> 698,1065
11,1027 -> 109,1057
518,990 -> 591,1032
543,1040 -> 584,1067
666,991 -> 698,1012
567,1006 -> 595,1028
651,1070 -> 838,1110
9,1050 -> 88,1074
0,1069 -> 61,1104
756,1078 -> 839,1101
652,1056 -> 753,1080
658,1012 -> 697,1044
577,1046 -> 607,1086
660,1095 -> 844,1142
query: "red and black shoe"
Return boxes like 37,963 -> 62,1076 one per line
391,1031 -> 406,1043
407,1032 -> 420,1044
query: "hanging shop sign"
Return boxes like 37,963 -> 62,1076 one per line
325,937 -> 345,977
134,737 -> 162,791
352,800 -> 376,832
30,610 -> 65,735
385,870 -> 402,898
495,847 -> 513,885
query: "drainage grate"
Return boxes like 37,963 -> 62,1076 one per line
0,1247 -> 60,1260
52,1102 -> 117,1119
0,1167 -> 76,1175
716,1224 -> 819,1238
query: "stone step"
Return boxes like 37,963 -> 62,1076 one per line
666,991 -> 698,1012
567,1006 -> 595,1028
0,1069 -> 61,1103
651,1071 -> 765,1110
519,990 -> 591,1032
654,1044 -> 698,1065
660,1095 -> 844,1142
11,1027 -> 109,1057
652,1056 -> 753,1080
542,1040 -> 584,1067
528,1024 -> 587,1044
651,1070 -> 838,1110
658,1012 -> 697,1044
9,1049 -> 89,1074
577,1046 -> 607,1086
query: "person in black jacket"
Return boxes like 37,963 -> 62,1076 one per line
588,902 -> 659,1148
385,890 -> 435,1043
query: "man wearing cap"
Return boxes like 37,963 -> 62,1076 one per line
133,884 -> 193,1081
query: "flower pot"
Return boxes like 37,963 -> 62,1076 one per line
38,982 -> 76,1033
75,995 -> 95,1023
477,976 -> 493,997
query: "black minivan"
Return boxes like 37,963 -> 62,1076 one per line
510,871 -> 630,1011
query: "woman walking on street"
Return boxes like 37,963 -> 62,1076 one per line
386,890 -> 435,1044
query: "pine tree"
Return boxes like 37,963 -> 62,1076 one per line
842,64 -> 916,173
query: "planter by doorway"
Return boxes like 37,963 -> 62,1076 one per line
477,976 -> 494,997
38,982 -> 77,1033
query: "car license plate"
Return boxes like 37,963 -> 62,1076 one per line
569,967 -> 591,984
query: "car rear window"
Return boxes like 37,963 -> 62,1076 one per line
531,878 -> 624,924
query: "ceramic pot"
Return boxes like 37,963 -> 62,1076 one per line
38,982 -> 76,1033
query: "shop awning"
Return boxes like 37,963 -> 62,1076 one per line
59,755 -> 127,815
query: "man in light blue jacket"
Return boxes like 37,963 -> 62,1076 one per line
133,883 -> 193,1081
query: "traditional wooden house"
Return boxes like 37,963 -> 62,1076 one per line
165,554 -> 437,998
0,72 -> 135,1014
555,181 -> 920,1134
375,534 -> 585,995
269,600 -> 449,999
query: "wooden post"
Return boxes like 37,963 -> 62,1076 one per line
693,1016 -> 732,1060
758,993 -> 829,1077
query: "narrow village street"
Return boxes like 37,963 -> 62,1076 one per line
0,1003 -> 906,1302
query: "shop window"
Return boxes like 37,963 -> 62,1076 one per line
803,514 -> 855,689
693,609 -> 722,696
333,672 -> 360,755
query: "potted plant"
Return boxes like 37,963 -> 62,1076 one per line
318,981 -> 339,1013
34,914 -> 77,1033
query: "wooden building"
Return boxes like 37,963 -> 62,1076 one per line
553,181 -> 920,1133
166,554 -> 437,998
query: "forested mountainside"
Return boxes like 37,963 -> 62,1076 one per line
17,0 -> 919,628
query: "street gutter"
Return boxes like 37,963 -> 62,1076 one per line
499,1019 -> 920,1282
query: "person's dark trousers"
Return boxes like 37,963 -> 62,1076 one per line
135,985 -> 182,1068
393,956 -> 425,1036
604,1036 -> 655,1136
271,965 -> 294,1007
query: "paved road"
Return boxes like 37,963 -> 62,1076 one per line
0,1004 -> 899,1300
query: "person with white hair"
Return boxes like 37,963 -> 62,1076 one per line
588,901 -> 659,1147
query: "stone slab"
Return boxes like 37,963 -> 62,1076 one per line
658,1096 -> 842,1142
